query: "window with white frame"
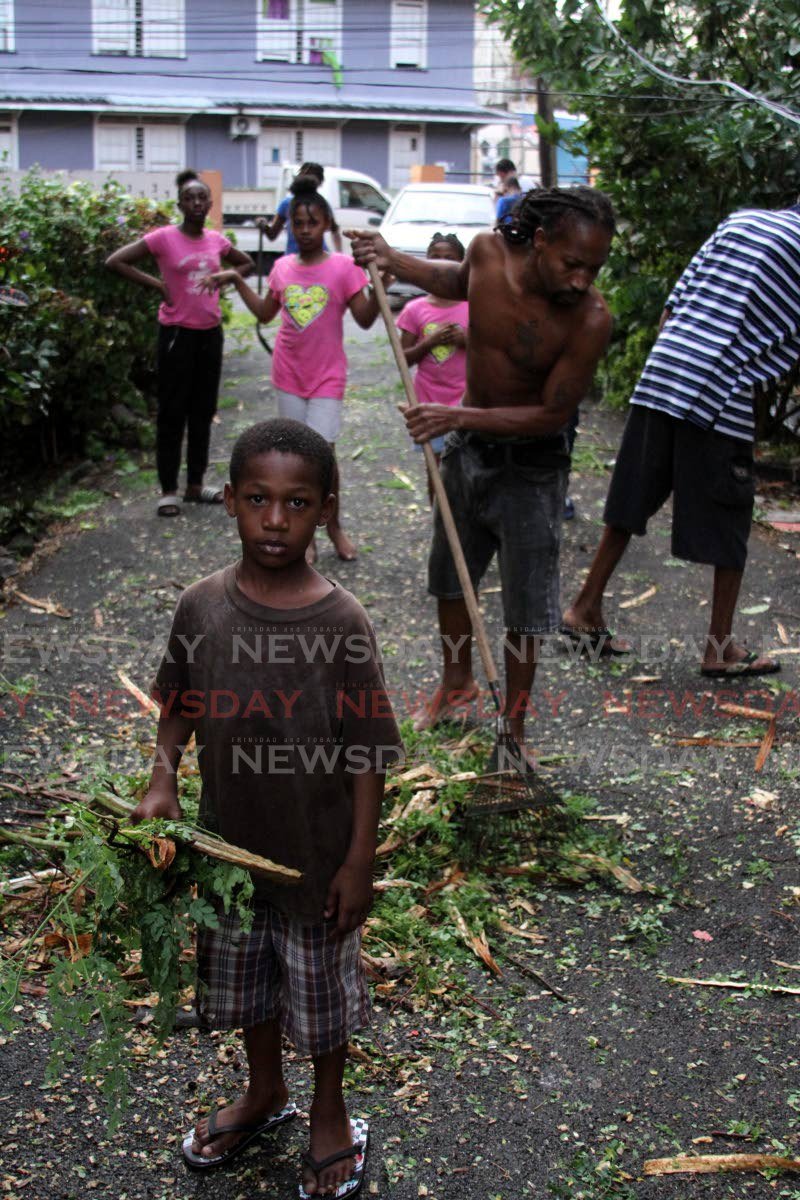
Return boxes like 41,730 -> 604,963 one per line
256,0 -> 342,66
93,0 -> 185,58
391,0 -> 426,69
0,0 -> 15,52
0,115 -> 17,167
95,120 -> 185,171
257,123 -> 340,188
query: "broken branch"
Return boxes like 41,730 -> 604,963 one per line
644,1154 -> 800,1176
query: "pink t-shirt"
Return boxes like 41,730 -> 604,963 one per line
396,297 -> 468,407
268,253 -> 368,400
143,225 -> 232,329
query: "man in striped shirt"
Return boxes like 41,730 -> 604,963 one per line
562,205 -> 800,677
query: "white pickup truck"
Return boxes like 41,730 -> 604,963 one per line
223,164 -> 390,270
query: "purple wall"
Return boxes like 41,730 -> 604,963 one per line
19,113 -> 94,169
187,117 -> 257,187
425,126 -> 471,183
4,0 -> 475,107
12,116 -> 471,190
341,122 -> 389,188
3,0 -> 482,187
343,0 -> 475,104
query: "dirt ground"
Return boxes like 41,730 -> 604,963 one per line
1,314 -> 799,1199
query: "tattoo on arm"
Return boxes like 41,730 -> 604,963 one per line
429,265 -> 458,296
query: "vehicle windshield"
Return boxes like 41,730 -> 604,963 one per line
339,180 -> 389,214
390,190 -> 493,226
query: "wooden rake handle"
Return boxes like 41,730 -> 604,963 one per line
367,262 -> 501,702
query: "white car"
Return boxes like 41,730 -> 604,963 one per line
377,183 -> 496,302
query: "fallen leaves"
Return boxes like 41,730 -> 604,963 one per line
447,902 -> 502,977
564,851 -> 652,894
744,788 -> 779,811
144,836 -> 176,872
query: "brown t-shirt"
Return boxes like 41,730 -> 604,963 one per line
155,566 -> 403,921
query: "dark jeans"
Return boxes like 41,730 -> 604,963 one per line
428,431 -> 568,635
156,324 -> 223,494
567,408 -> 579,455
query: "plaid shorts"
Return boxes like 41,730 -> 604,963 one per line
196,902 -> 370,1056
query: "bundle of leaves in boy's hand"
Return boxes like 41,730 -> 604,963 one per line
0,796 -> 256,1129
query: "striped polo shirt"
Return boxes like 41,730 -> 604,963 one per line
631,207 -> 800,442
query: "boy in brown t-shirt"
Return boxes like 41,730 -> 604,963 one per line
132,419 -> 402,1198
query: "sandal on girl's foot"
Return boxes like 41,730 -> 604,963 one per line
299,1118 -> 369,1199
184,486 -> 224,504
157,494 -> 181,517
182,1101 -> 297,1171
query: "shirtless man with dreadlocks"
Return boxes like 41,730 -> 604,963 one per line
348,187 -> 614,759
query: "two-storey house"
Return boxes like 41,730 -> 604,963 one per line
0,0 -> 504,191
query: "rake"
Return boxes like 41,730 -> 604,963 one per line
254,226 -> 273,356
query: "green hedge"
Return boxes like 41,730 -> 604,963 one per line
0,170 -> 173,471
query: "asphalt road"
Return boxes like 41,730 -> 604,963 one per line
1,313 -> 799,1199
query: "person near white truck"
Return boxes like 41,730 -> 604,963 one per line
222,163 -> 390,270
258,162 -> 343,255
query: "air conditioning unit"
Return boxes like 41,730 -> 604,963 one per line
230,115 -> 260,139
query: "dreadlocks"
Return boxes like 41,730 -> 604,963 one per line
499,186 -> 616,246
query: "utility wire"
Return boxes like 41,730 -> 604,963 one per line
0,62 -> 745,108
593,0 -> 800,127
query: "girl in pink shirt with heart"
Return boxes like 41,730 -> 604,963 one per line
205,178 -> 391,562
396,233 -> 469,502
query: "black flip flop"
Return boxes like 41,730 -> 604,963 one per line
700,650 -> 781,679
182,1100 -> 296,1171
559,625 -> 631,657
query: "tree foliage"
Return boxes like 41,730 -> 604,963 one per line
0,172 -> 171,471
481,0 -> 800,417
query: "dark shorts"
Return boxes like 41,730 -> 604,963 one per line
428,430 -> 569,635
196,902 -> 369,1056
604,405 -> 755,571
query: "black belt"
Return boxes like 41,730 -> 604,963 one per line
461,432 -> 570,469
